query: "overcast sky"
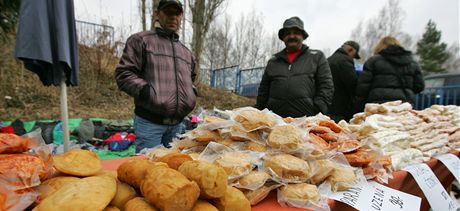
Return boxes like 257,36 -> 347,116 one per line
74,0 -> 459,53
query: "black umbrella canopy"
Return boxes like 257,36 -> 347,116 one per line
15,0 -> 79,86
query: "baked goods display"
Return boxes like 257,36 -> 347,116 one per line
3,103 -> 459,210
342,101 -> 460,170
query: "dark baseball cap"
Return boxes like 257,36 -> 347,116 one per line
344,40 -> 361,59
158,0 -> 183,12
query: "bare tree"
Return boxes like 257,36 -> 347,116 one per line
350,0 -> 412,61
189,0 -> 226,81
230,11 -> 267,69
140,0 -> 147,31
445,42 -> 460,73
150,0 -> 159,30
202,15 -> 232,69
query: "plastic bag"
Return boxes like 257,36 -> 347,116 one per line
277,183 -> 330,211
0,128 -> 45,154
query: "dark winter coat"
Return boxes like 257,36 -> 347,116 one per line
355,45 -> 425,112
256,45 -> 334,118
327,48 -> 358,121
115,28 -> 196,125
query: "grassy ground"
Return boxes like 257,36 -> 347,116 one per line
0,36 -> 255,121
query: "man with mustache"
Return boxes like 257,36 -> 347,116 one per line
256,17 -> 334,118
116,0 -> 195,152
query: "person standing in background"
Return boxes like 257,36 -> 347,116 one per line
115,0 -> 195,152
328,41 -> 361,122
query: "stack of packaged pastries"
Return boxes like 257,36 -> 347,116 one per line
0,132 -> 54,211
340,101 -> 460,171
142,107 -> 377,210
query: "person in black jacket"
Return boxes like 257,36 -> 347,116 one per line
256,17 -> 334,118
355,36 -> 425,112
328,41 -> 361,122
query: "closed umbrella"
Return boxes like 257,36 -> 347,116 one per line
15,0 -> 79,152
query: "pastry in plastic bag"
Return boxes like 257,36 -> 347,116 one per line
155,152 -> 193,170
245,141 -> 267,152
192,129 -> 221,142
141,165 -> 200,211
264,154 -> 311,182
310,159 -> 335,185
327,166 -> 356,192
344,148 -> 377,167
213,186 -> 251,211
329,140 -> 361,153
191,200 -> 218,211
0,133 -> 38,154
145,147 -> 180,160
178,160 -> 228,199
279,183 -> 320,203
237,171 -> 270,190
110,181 -> 138,209
308,133 -> 329,149
319,120 -> 342,133
267,125 -> 302,151
228,126 -> 262,142
124,197 -> 158,211
33,176 -> 117,211
0,153 -> 52,190
117,159 -> 168,189
242,183 -> 280,205
37,176 -> 80,202
234,108 -> 276,131
53,149 -> 101,177
214,152 -> 253,178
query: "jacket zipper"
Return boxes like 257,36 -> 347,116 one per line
171,40 -> 179,118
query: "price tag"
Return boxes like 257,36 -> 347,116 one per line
436,154 -> 460,182
329,181 -> 421,211
404,163 -> 458,211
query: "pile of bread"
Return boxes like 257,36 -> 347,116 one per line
145,107 -> 387,209
28,148 -> 253,211
340,101 -> 460,170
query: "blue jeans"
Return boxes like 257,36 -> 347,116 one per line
133,115 -> 185,153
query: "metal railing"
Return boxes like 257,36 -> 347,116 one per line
209,66 -> 265,96
415,85 -> 460,110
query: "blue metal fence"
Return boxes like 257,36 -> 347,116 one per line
209,66 -> 265,97
415,85 -> 460,110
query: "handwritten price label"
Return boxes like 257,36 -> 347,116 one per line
436,154 -> 460,182
404,163 -> 458,211
329,181 -> 421,211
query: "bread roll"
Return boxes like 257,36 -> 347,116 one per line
110,181 -> 138,209
124,197 -> 158,211
191,200 -> 218,211
178,160 -> 228,199
34,176 -> 117,211
117,159 -> 167,189
213,186 -> 251,211
141,165 -> 200,211
53,149 -> 101,177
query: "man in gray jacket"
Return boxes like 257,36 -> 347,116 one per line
256,17 -> 333,118
115,0 -> 196,152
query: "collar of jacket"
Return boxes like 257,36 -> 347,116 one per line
334,48 -> 354,61
275,44 -> 309,63
155,27 -> 180,41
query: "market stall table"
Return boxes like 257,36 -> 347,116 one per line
101,150 -> 460,211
